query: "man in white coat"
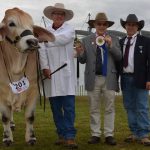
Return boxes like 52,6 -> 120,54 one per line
39,3 -> 77,149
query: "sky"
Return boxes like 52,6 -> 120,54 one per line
0,0 -> 150,32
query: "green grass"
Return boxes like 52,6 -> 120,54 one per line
0,96 -> 149,150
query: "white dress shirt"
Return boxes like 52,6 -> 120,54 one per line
123,32 -> 138,73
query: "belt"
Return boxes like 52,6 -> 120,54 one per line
123,72 -> 134,75
95,72 -> 102,75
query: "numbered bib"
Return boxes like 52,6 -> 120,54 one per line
9,77 -> 29,94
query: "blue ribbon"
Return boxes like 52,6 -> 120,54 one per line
99,43 -> 108,76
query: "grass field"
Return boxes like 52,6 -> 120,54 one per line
0,96 -> 149,150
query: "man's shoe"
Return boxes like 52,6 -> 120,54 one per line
105,136 -> 117,145
140,137 -> 150,146
55,137 -> 65,145
88,136 -> 100,144
65,139 -> 78,149
124,134 -> 137,143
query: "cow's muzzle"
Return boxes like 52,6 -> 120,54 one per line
26,39 -> 39,50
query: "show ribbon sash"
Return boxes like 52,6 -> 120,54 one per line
96,36 -> 108,76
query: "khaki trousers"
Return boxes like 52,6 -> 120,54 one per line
87,75 -> 115,137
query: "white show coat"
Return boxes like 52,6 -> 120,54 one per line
39,23 -> 76,97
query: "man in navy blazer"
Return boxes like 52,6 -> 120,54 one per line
119,14 -> 150,146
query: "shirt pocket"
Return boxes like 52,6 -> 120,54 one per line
111,69 -> 117,73
63,60 -> 71,77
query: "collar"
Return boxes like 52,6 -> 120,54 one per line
52,23 -> 63,30
51,22 -> 66,31
95,32 -> 107,37
124,32 -> 138,46
127,32 -> 138,39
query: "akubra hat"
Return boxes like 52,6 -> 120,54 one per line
43,3 -> 74,21
88,12 -> 114,28
120,14 -> 144,30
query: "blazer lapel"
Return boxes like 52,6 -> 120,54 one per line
120,37 -> 126,52
90,33 -> 97,54
134,34 -> 140,53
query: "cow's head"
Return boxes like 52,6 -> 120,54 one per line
0,7 -> 54,53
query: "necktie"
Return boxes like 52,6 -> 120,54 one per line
123,37 -> 132,68
95,46 -> 102,75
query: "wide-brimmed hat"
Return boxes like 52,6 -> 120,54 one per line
88,12 -> 114,28
43,3 -> 74,21
120,14 -> 144,30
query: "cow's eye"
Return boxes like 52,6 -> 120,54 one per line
9,22 -> 16,27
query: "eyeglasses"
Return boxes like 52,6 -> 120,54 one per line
52,12 -> 65,16
95,22 -> 108,26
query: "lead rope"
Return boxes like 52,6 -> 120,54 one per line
0,41 -> 29,84
0,42 -> 13,83
36,51 -> 42,106
36,50 -> 46,112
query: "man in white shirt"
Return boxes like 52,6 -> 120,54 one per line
39,3 -> 77,149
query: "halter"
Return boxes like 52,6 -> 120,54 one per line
6,30 -> 33,46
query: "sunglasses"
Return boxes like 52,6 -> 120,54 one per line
52,12 -> 65,16
95,22 -> 108,26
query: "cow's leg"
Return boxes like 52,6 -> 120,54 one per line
10,110 -> 15,131
25,102 -> 36,145
1,105 -> 13,146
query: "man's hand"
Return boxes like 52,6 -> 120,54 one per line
146,82 -> 150,90
75,41 -> 84,55
43,69 -> 51,79
104,35 -> 112,48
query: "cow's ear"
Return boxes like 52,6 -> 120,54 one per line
0,23 -> 6,41
33,25 -> 55,42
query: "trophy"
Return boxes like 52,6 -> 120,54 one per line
74,38 -> 82,48
96,36 -> 105,47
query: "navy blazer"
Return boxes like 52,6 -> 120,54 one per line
119,34 -> 150,89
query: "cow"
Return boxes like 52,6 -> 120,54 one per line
0,8 -> 54,146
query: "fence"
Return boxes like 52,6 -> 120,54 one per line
75,84 -> 122,96
75,84 -> 87,96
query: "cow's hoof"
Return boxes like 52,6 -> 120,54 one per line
10,125 -> 15,131
3,140 -> 13,146
10,126 -> 15,131
10,122 -> 15,131
28,139 -> 36,146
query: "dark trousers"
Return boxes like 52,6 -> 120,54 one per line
121,75 -> 150,138
49,95 -> 76,139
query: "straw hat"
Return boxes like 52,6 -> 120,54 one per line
120,14 -> 144,30
88,12 -> 114,28
43,3 -> 74,21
